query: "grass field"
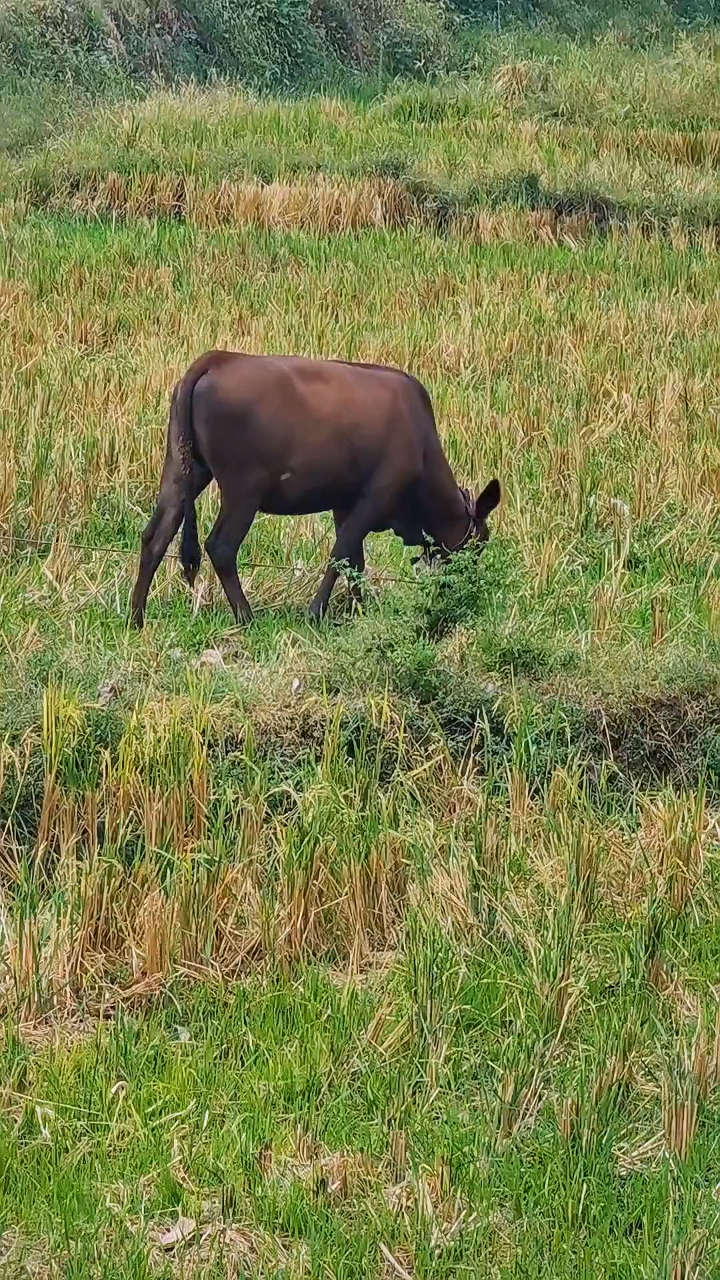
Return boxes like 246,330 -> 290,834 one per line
0,31 -> 719,1279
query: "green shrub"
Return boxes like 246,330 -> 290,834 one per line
183,0 -> 326,87
314,0 -> 451,73
0,0 -> 451,91
1,0 -> 717,94
415,541 -> 509,641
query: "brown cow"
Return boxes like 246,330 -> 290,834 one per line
130,351 -> 501,627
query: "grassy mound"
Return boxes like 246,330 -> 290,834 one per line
5,35 -> 720,235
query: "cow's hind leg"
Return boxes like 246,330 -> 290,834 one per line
333,508 -> 365,608
130,470 -> 184,629
205,492 -> 258,624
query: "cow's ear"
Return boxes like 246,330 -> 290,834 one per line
475,478 -> 501,521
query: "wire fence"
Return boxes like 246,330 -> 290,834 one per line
0,531 -> 409,582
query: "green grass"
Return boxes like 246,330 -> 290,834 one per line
0,31 -> 719,1279
2,923 -> 720,1276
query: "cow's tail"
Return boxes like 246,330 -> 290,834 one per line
169,353 -> 219,587
179,493 -> 202,587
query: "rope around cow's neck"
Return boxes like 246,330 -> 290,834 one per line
440,487 -> 475,554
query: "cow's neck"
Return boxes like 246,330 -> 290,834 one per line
423,475 -> 471,554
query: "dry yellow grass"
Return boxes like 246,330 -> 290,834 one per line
0,681 -> 715,1021
0,207 -> 717,588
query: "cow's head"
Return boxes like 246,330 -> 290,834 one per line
458,478 -> 501,550
415,478 -> 501,567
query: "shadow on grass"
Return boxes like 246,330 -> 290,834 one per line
404,170 -> 720,238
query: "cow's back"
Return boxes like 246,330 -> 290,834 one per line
191,354 -> 431,504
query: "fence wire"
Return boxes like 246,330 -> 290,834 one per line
0,531 -> 408,582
